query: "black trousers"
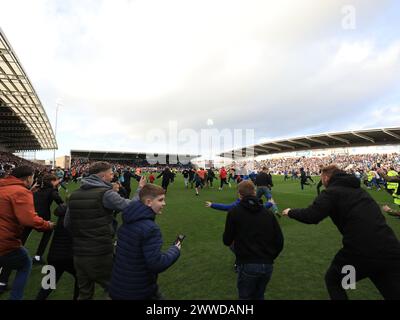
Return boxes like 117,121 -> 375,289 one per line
122,184 -> 131,198
118,186 -> 128,199
220,178 -> 228,188
162,181 -> 169,193
300,180 -> 310,190
36,259 -> 79,300
20,227 -> 53,257
325,249 -> 400,300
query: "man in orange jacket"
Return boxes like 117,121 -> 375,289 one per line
0,166 -> 54,300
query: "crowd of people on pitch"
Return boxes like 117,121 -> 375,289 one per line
1,152 -> 400,300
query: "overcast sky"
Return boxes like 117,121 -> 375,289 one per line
1,0 -> 400,159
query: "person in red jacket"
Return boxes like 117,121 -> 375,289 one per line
0,166 -> 54,300
219,166 -> 229,190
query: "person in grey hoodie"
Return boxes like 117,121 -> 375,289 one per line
64,161 -> 146,300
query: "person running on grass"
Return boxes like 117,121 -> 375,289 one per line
282,165 -> 400,300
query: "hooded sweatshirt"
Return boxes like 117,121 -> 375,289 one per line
0,176 -> 51,256
289,172 -> 400,259
223,195 -> 284,264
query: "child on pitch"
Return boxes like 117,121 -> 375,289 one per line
205,197 -> 280,218
206,165 -> 281,217
205,181 -> 281,273
109,184 -> 181,300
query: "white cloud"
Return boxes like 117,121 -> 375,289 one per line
0,0 -> 398,158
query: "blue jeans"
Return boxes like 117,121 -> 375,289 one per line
256,187 -> 272,200
237,263 -> 273,300
0,247 -> 32,300
256,187 -> 278,213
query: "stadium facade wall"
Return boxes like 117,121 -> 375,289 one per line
56,155 -> 71,169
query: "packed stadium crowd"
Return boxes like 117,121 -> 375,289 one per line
236,153 -> 400,175
0,152 -> 45,176
3,152 -> 400,182
1,151 -> 400,301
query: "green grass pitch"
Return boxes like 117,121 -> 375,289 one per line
2,174 -> 399,300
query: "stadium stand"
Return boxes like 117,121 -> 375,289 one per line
70,150 -> 200,166
221,127 -> 400,158
0,28 -> 57,153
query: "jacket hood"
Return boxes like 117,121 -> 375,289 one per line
240,195 -> 264,213
328,172 -> 360,189
0,176 -> 27,188
80,174 -> 112,190
122,200 -> 156,224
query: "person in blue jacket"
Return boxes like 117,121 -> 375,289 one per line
109,184 -> 181,300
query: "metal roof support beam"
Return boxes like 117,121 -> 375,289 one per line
0,48 -> 11,55
3,102 -> 36,108
271,142 -> 295,149
0,73 -> 26,81
326,134 -> 350,144
288,140 -> 311,148
254,146 -> 270,153
305,137 -> 329,146
351,132 -> 375,143
261,144 -> 281,151
1,91 -> 32,97
0,120 -> 48,126
382,129 -> 400,141
232,149 -> 246,158
0,112 -> 21,116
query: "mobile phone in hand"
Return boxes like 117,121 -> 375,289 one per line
174,234 -> 185,245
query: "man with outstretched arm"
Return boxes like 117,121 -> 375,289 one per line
282,165 -> 400,300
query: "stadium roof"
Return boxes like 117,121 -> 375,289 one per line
0,28 -> 57,152
220,127 -> 400,158
71,150 -> 200,164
